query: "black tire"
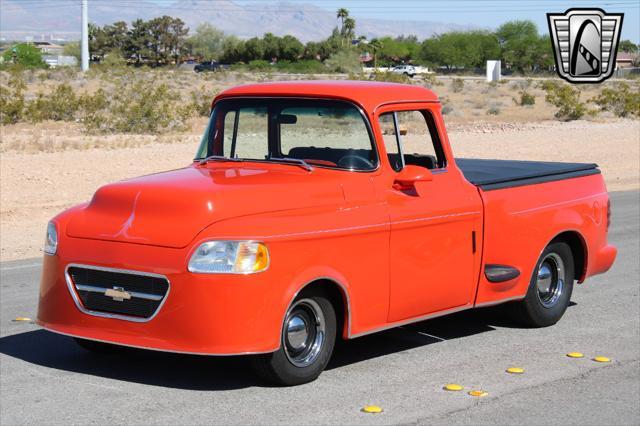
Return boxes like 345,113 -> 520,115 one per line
250,289 -> 337,386
74,337 -> 121,354
509,241 -> 574,327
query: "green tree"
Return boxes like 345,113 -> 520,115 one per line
242,37 -> 265,62
369,39 -> 383,69
420,31 -> 499,69
63,42 -> 81,61
219,35 -> 243,63
619,40 -> 638,53
279,35 -> 304,61
2,43 -> 47,68
342,17 -> 356,40
325,49 -> 360,73
262,33 -> 280,61
89,23 -> 109,61
496,20 -> 547,72
336,8 -> 349,28
186,23 -> 225,60
126,19 -> 151,64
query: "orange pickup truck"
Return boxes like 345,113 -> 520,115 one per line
37,81 -> 617,385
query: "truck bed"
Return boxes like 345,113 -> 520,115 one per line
456,159 -> 600,191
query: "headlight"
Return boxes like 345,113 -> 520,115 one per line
188,241 -> 269,274
44,222 -> 58,255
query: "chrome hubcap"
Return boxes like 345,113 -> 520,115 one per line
536,253 -> 565,308
283,299 -> 325,368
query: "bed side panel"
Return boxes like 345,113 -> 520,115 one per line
475,174 -> 610,306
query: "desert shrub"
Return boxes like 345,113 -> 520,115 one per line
187,86 -> 215,117
0,73 -> 27,124
275,60 -> 326,74
247,60 -> 271,71
101,50 -> 128,68
513,90 -> 536,106
1,43 -> 48,69
324,50 -> 361,74
84,80 -> 190,134
26,83 -> 80,122
79,89 -> 109,129
369,71 -> 410,83
542,81 -> 587,120
441,105 -> 454,115
486,104 -> 501,115
451,78 -> 464,93
590,83 -> 640,118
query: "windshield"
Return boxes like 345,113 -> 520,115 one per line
195,98 -> 378,171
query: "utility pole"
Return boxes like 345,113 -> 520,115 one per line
81,0 -> 89,71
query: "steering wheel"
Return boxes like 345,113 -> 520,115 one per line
337,154 -> 374,170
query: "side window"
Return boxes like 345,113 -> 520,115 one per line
223,106 -> 269,159
378,110 -> 445,171
378,113 -> 402,172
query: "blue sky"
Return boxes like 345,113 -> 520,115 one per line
153,0 -> 640,42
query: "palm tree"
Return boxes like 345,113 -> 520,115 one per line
343,17 -> 356,40
336,8 -> 349,29
369,39 -> 383,70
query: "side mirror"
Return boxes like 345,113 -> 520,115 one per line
393,165 -> 433,190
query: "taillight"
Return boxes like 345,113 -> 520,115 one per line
607,199 -> 611,231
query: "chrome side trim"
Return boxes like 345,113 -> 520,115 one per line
474,295 -> 525,308
75,284 -> 164,301
349,304 -> 472,339
65,263 -> 171,323
41,325 -> 276,356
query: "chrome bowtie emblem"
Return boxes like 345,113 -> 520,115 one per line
547,8 -> 623,83
104,286 -> 131,302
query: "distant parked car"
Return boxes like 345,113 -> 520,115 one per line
194,61 -> 221,73
391,65 -> 416,77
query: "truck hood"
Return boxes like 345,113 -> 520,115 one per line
66,164 -> 343,248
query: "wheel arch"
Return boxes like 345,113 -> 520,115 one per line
550,230 -> 588,282
283,277 -> 352,340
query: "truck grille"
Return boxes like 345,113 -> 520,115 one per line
67,266 -> 169,320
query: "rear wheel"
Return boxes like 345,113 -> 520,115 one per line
250,290 -> 337,386
509,242 -> 574,327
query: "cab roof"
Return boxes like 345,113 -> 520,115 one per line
215,80 -> 439,112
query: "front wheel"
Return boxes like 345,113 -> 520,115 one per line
250,290 -> 337,386
509,241 -> 574,327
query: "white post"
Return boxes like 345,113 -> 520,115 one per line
81,0 -> 89,71
486,60 -> 501,82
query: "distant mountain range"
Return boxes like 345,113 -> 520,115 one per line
0,0 -> 477,42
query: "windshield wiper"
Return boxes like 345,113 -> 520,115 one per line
265,157 -> 314,172
198,155 -> 243,165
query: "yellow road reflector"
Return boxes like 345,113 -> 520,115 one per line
443,384 -> 464,391
468,390 -> 488,397
361,405 -> 383,414
566,352 -> 585,358
593,356 -> 611,363
506,367 -> 524,374
12,317 -> 32,322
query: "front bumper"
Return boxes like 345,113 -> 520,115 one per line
37,238 -> 286,355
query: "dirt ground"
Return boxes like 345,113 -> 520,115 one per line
1,118 -> 638,262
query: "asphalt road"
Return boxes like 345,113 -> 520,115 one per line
1,190 -> 638,426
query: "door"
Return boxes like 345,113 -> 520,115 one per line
377,107 -> 483,322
